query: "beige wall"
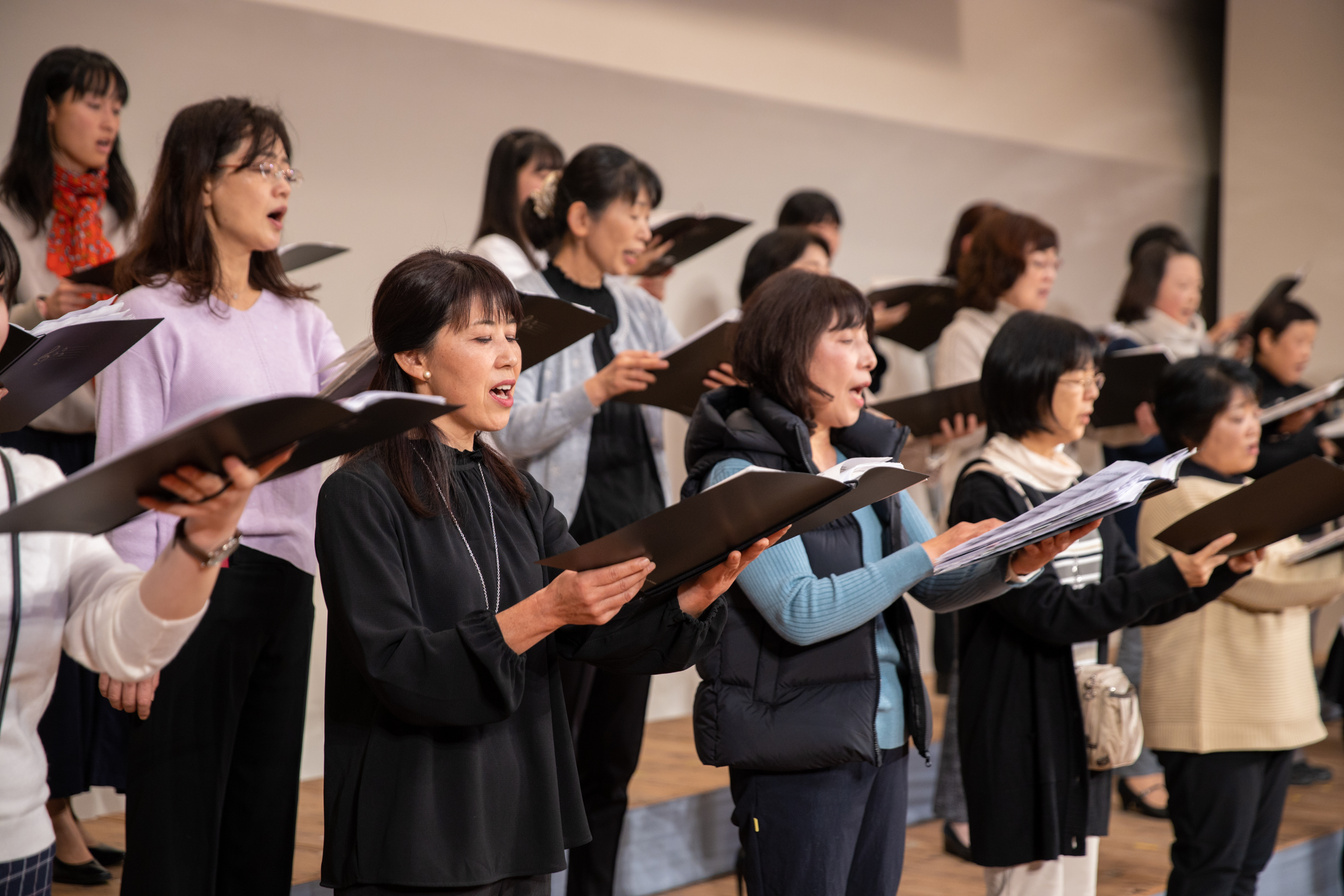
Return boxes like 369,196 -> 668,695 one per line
1,0 -> 1224,765
1222,0 -> 1344,384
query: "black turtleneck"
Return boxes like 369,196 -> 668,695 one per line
543,264 -> 663,541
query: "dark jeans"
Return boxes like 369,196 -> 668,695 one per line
729,746 -> 910,896
121,547 -> 314,896
1156,748 -> 1294,896
558,661 -> 651,896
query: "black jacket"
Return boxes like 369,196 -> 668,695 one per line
950,466 -> 1245,867
682,387 -> 931,772
1251,361 -> 1328,479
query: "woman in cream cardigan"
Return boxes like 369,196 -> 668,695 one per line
1139,355 -> 1344,896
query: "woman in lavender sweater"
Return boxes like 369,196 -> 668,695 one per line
95,98 -> 342,896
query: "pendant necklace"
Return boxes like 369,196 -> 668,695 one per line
416,448 -> 501,614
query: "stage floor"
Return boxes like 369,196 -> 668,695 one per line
60,701 -> 1343,896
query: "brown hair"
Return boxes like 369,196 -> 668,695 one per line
957,209 -> 1058,312
734,269 -> 872,430
1114,240 -> 1201,324
117,97 -> 311,306
355,249 -> 528,518
941,201 -> 1003,278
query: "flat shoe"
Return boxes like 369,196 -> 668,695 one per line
87,843 -> 124,867
943,820 -> 974,862
1117,776 -> 1170,819
52,857 -> 112,886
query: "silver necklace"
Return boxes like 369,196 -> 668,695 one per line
417,449 -> 501,614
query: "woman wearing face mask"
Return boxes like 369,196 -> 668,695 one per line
491,143 -> 733,896
96,97 -> 344,896
469,128 -> 564,281
948,313 -> 1257,896
929,207 -> 1060,859
0,45 -> 139,885
315,249 -> 770,895
0,219 -> 289,896
1141,356 -> 1344,896
1244,294 -> 1336,477
682,270 -> 1096,896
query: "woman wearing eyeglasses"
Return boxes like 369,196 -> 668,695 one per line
948,312 -> 1257,896
95,97 -> 343,896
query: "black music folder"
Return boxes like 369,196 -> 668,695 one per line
866,279 -> 959,350
540,459 -> 926,593
317,293 -> 611,402
1092,346 -> 1173,429
278,242 -> 348,272
641,214 -> 751,276
1154,456 -> 1344,556
614,310 -> 739,417
0,316 -> 160,432
872,381 -> 984,439
66,242 -> 350,290
0,392 -> 454,535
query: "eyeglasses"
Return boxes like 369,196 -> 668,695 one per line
218,160 -> 304,186
1058,372 -> 1105,391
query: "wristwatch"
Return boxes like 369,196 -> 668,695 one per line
174,518 -> 242,568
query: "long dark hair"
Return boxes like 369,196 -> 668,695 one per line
522,144 -> 662,253
473,129 -> 563,266
734,269 -> 872,431
1114,241 -> 1200,324
117,98 -> 310,306
358,249 -> 528,518
0,47 -> 136,237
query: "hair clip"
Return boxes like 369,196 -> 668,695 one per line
531,170 -> 561,220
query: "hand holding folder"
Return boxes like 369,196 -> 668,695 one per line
613,309 -> 740,416
540,458 -> 926,595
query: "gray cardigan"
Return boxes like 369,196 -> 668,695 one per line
491,269 -> 681,525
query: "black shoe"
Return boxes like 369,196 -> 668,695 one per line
87,844 -> 124,867
1290,760 -> 1333,786
943,821 -> 974,862
1117,777 -> 1171,819
52,857 -> 112,886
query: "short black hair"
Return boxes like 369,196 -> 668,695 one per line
778,190 -> 841,228
982,312 -> 1102,439
738,226 -> 830,304
1248,294 -> 1318,359
1154,356 -> 1261,449
0,221 -> 19,308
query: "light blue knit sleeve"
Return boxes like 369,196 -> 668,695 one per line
899,491 -> 1018,612
705,458 -> 936,646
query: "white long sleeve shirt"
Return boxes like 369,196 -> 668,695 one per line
0,448 -> 206,862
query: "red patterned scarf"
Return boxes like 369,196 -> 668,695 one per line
46,165 -> 116,278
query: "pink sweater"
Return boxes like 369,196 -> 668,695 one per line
96,283 -> 344,574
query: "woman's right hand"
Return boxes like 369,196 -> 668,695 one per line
36,278 -> 109,320
930,412 -> 980,449
921,518 -> 1002,565
584,350 -> 669,405
1169,532 -> 1237,588
541,556 -> 655,627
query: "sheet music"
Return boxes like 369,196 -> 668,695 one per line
1259,378 -> 1344,424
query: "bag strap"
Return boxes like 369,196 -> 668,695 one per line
0,451 -> 19,738
960,459 -> 1034,509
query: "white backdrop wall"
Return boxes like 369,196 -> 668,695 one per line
2,0 -> 1222,779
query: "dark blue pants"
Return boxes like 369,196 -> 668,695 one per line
1157,748 -> 1293,896
730,746 -> 909,896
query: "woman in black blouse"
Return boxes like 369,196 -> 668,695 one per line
949,312 -> 1255,895
314,249 -> 773,895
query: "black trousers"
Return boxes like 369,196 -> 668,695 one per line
1156,748 -> 1294,896
120,547 -> 314,896
558,660 -> 651,896
729,746 -> 909,896
336,876 -> 550,895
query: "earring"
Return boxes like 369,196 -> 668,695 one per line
423,371 -> 431,381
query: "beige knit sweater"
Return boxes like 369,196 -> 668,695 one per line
1137,474 -> 1343,753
